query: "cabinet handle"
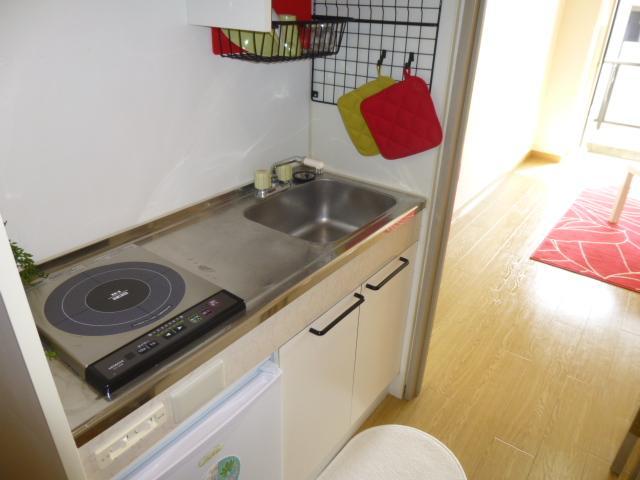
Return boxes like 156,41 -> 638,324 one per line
309,293 -> 365,337
365,257 -> 410,291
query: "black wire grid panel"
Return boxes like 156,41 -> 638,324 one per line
311,0 -> 442,105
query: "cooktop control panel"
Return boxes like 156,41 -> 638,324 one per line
86,290 -> 245,397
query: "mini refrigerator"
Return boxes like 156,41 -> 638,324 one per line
120,361 -> 282,480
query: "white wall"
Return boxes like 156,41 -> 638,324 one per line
0,0 -> 310,262
534,0 -> 614,156
453,0 -> 564,212
0,216 -> 84,478
309,0 -> 462,197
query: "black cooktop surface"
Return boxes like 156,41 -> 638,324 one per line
44,261 -> 186,336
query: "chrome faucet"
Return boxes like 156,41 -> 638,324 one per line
255,156 -> 325,198
270,156 -> 302,185
271,156 -> 324,183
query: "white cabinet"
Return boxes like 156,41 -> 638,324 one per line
351,245 -> 416,422
280,289 -> 362,480
186,0 -> 271,31
280,244 -> 417,480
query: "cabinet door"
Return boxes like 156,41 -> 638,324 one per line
280,289 -> 363,480
351,245 -> 416,422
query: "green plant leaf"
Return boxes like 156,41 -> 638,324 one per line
10,240 -> 46,285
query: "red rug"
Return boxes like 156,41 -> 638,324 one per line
531,186 -> 640,292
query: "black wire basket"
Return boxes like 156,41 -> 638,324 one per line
215,16 -> 349,62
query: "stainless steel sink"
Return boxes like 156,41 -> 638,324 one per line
244,179 -> 397,244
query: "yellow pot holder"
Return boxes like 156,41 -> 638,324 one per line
337,75 -> 396,156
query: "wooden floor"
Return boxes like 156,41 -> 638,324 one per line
362,155 -> 640,479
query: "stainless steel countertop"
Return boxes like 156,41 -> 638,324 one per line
44,172 -> 426,444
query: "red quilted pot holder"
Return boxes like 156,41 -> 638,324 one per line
360,68 -> 443,160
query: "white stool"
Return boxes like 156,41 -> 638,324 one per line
318,425 -> 467,480
610,163 -> 640,223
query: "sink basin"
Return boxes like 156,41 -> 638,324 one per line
244,179 -> 397,244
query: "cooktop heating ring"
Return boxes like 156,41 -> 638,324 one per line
44,261 -> 186,336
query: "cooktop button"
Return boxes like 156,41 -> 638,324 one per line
137,346 -> 149,354
175,325 -> 186,332
148,341 -> 158,348
163,331 -> 174,339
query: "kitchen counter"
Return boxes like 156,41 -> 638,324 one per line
43,172 -> 426,443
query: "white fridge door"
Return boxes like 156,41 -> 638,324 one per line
124,362 -> 282,480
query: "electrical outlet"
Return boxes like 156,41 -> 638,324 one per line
94,404 -> 168,469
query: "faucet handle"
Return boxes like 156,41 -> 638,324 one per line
254,170 -> 271,190
276,164 -> 293,183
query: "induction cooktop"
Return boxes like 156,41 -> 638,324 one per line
27,245 -> 245,397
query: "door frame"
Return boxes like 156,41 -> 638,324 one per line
581,0 -> 627,143
403,0 -> 487,399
